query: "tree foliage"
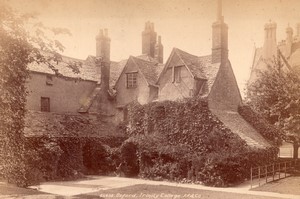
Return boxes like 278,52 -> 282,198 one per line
246,58 -> 300,157
0,2 -> 72,186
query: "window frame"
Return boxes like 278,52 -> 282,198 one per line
126,72 -> 138,89
173,66 -> 181,83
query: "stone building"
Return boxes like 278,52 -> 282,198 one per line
25,0 -> 271,149
249,21 -> 300,84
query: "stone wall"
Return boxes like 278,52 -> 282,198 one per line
208,60 -> 242,111
26,72 -> 97,113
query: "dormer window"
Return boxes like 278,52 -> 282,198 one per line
173,66 -> 181,83
126,72 -> 137,88
46,75 -> 53,86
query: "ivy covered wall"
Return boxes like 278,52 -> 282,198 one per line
124,98 -> 279,186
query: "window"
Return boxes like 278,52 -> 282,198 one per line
46,75 -> 53,86
126,72 -> 137,88
41,97 -> 50,112
173,66 -> 181,83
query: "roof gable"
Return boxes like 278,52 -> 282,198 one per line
115,56 -> 161,87
158,48 -> 219,97
174,48 -> 208,79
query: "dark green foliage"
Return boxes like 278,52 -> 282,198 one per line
119,141 -> 139,177
56,138 -> 84,179
0,3 -> 31,186
82,139 -> 114,175
238,105 -> 282,146
125,98 -> 278,186
0,2 -> 77,186
24,136 -> 62,184
24,135 -> 125,185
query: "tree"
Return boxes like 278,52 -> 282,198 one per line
0,2 -> 74,186
246,57 -> 300,159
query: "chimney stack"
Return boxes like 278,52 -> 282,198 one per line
212,0 -> 228,64
142,21 -> 157,58
154,35 -> 164,63
96,28 -> 111,92
262,21 -> 277,60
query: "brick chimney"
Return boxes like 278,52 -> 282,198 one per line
212,0 -> 228,64
142,21 -> 157,58
262,21 -> 277,60
154,35 -> 164,63
96,28 -> 111,92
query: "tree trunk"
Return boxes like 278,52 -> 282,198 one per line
293,142 -> 299,159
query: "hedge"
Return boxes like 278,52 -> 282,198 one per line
123,98 -> 279,186
24,135 -> 127,185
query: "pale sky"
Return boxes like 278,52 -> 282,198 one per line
5,0 -> 300,97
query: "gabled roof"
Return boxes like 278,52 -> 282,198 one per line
130,56 -> 161,86
158,48 -> 220,97
174,48 -> 210,80
115,56 -> 163,87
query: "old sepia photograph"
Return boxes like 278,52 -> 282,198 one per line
0,0 -> 300,198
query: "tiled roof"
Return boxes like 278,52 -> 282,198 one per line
28,54 -> 126,87
110,59 -> 128,87
174,48 -> 211,80
130,56 -> 161,86
24,111 -> 123,138
170,48 -> 220,97
200,61 -> 220,97
211,110 -> 271,149
28,54 -> 100,82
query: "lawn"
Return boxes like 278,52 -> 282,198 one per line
75,184 -> 281,199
